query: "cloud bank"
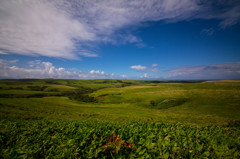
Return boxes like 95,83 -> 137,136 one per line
0,0 -> 239,59
1,59 -> 240,80
130,62 -> 240,80
0,59 -> 114,79
130,65 -> 147,71
167,62 -> 240,80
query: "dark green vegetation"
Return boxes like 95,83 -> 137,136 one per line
1,120 -> 239,158
0,79 -> 240,158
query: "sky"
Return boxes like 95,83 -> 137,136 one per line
0,0 -> 240,80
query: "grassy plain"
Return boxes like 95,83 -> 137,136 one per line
0,79 -> 240,125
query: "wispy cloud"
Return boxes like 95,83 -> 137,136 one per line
8,59 -> 19,64
0,59 -> 114,79
0,0 -> 239,59
149,68 -> 160,72
130,64 -> 160,72
78,52 -> 99,57
130,65 -> 147,71
201,28 -> 215,36
120,75 -> 127,78
167,62 -> 240,80
0,50 -> 8,55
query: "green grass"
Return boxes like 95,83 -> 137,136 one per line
1,79 -> 240,158
0,79 -> 240,125
89,82 -> 240,124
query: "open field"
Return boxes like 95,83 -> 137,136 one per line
1,79 -> 240,125
0,79 -> 240,158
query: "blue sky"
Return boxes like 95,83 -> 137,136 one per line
0,0 -> 240,80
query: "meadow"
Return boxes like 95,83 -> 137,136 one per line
0,79 -> 240,158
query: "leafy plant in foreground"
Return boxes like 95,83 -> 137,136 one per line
0,120 -> 239,158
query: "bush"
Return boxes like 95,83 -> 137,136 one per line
150,100 -> 156,106
27,86 -> 48,91
44,80 -> 59,84
68,93 -> 97,103
226,120 -> 240,128
66,88 -> 97,103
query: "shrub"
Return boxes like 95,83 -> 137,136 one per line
150,100 -> 156,106
66,88 -> 97,103
68,93 -> 97,103
27,86 -> 48,91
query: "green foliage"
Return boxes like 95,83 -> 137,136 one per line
68,93 -> 97,103
1,120 -> 239,158
227,120 -> 240,128
27,86 -> 48,91
65,88 -> 97,103
150,100 -> 156,106
2,87 -> 23,90
44,80 -> 60,84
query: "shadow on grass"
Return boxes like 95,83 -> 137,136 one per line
148,98 -> 188,109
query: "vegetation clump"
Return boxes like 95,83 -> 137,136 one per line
65,88 -> 97,103
27,86 -> 48,91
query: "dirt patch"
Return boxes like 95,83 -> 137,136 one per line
96,94 -> 109,100
96,96 -> 106,100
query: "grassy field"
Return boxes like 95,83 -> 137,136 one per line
0,79 -> 240,158
1,79 -> 240,125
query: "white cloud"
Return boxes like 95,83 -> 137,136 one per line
140,73 -> 148,78
0,0 -> 239,59
149,68 -> 160,72
0,0 -> 95,59
130,65 -> 147,71
1,59 -> 240,80
218,1 -> 240,27
0,59 -> 113,79
29,60 -> 42,68
167,62 -> 240,80
0,59 -> 18,65
130,64 -> 160,72
120,75 -> 127,78
79,52 -> 98,57
0,50 -> 8,54
90,70 -> 105,75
